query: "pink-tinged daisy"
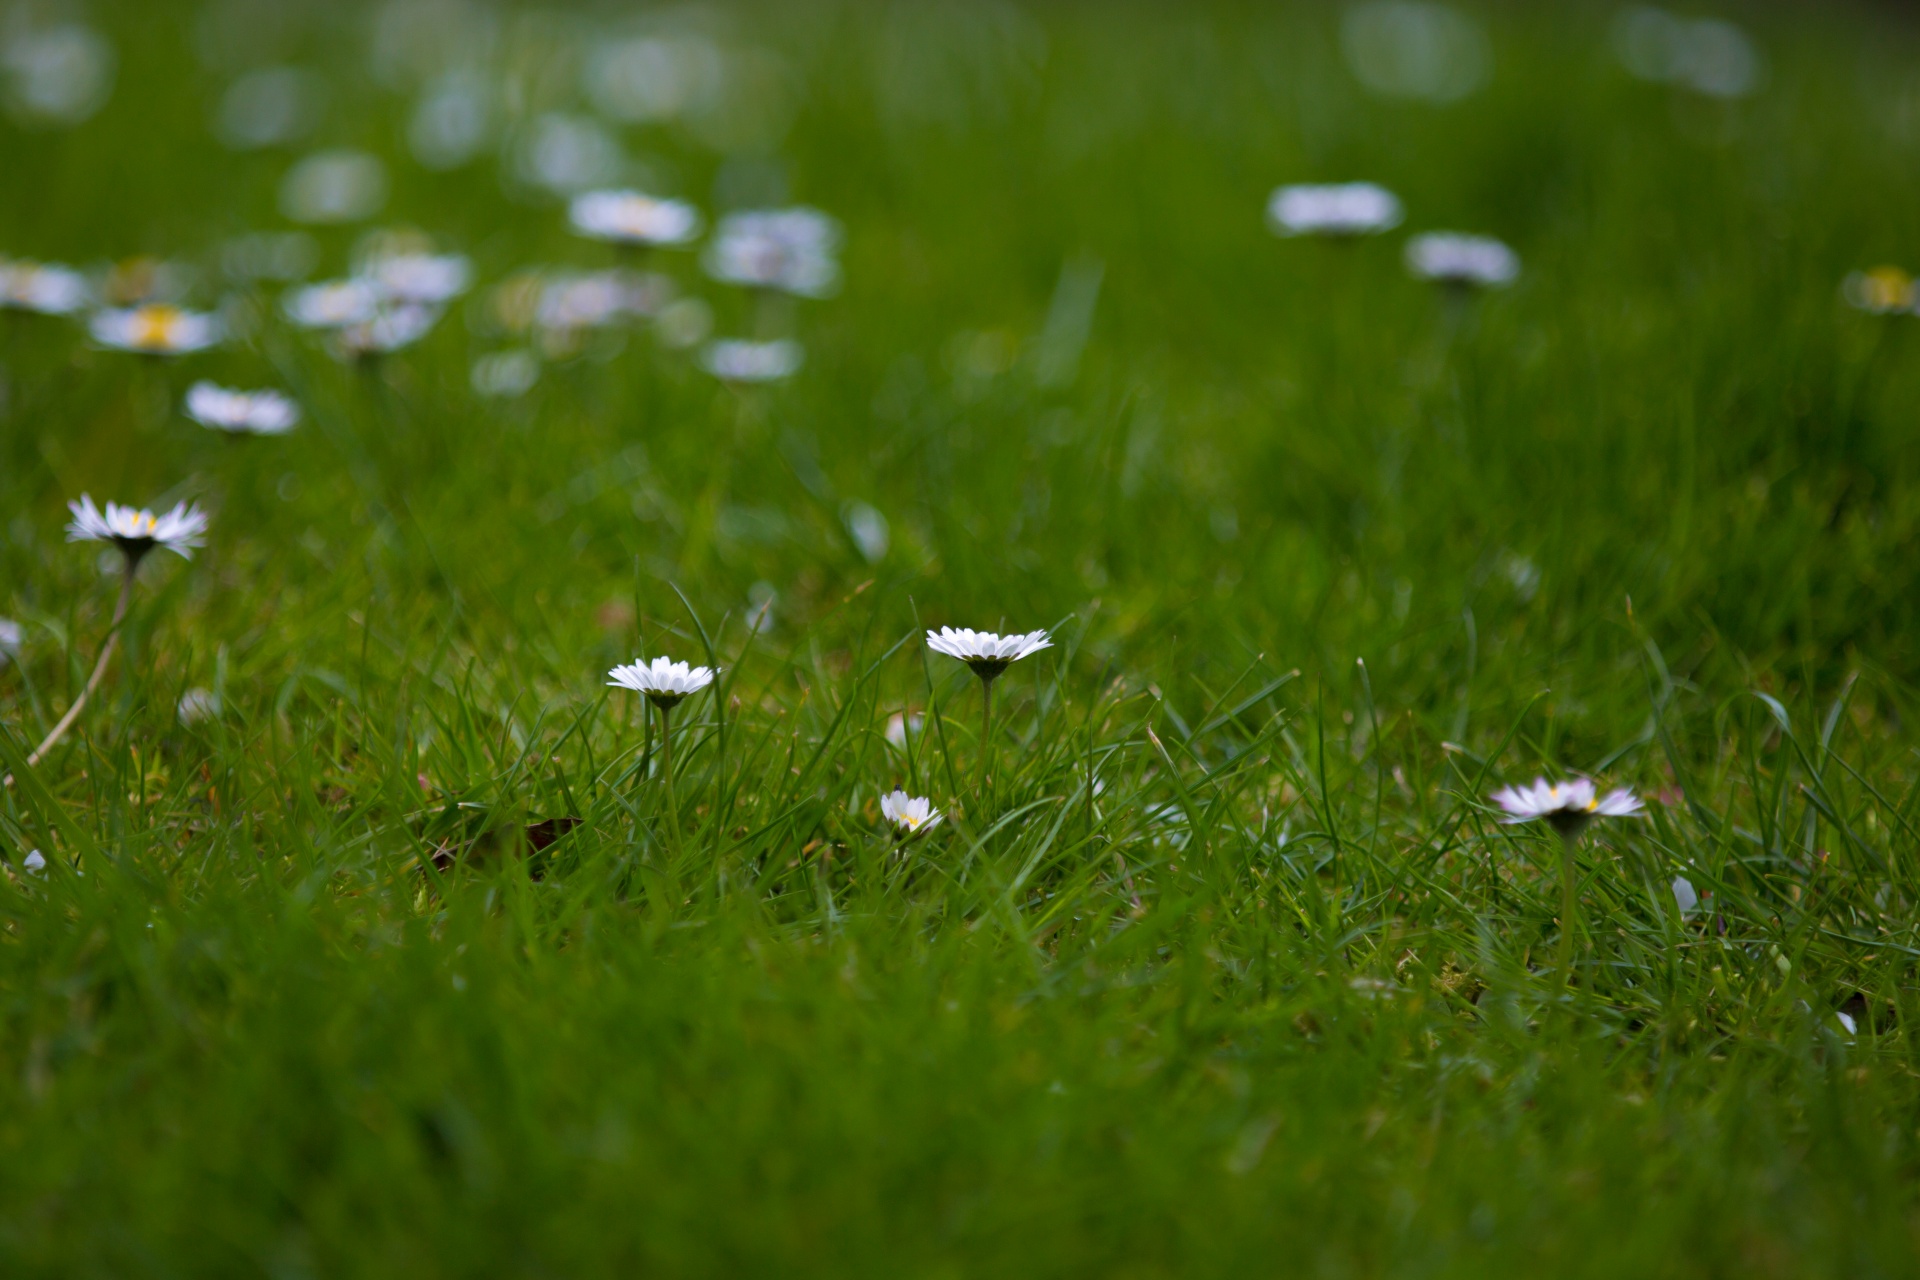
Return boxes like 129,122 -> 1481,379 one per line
89,304 -> 222,355
569,189 -> 703,247
185,382 -> 300,435
607,656 -> 715,711
1267,183 -> 1403,237
66,495 -> 208,564
1492,776 -> 1643,839
879,790 -> 941,838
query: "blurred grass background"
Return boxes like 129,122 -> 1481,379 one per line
4,1 -> 1920,1275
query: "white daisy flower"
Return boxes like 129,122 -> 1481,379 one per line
0,617 -> 22,663
177,687 -> 220,725
704,208 -> 841,297
925,627 -> 1053,682
569,189 -> 704,247
1404,232 -> 1519,287
283,278 -> 383,329
879,789 -> 942,838
0,259 -> 91,314
332,303 -> 440,359
21,850 -> 46,875
534,270 -> 669,332
185,381 -> 300,435
699,337 -> 803,383
1266,183 -> 1404,237
1490,776 -> 1644,836
89,304 -> 223,355
66,495 -> 209,563
1843,267 -> 1919,316
364,252 -> 471,305
607,656 -> 716,709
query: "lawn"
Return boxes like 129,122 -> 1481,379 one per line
3,1 -> 1920,1275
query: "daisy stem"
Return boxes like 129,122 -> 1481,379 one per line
1556,828 -> 1581,991
658,703 -> 683,863
11,561 -> 136,781
977,676 -> 995,808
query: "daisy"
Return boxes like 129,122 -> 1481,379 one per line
15,496 -> 210,782
607,656 -> 716,711
1266,183 -> 1403,237
1404,232 -> 1519,288
0,259 -> 91,315
1490,776 -> 1643,837
332,303 -> 440,359
879,789 -> 942,838
534,270 -> 669,333
283,279 -> 383,329
66,495 -> 208,564
607,656 -> 716,858
0,617 -> 21,663
569,189 -> 704,247
704,208 -> 841,297
699,338 -> 803,383
1843,267 -> 1918,316
89,304 -> 223,355
1490,775 -> 1643,988
926,627 -> 1053,683
927,627 -> 1052,800
364,252 -> 471,306
184,381 -> 300,435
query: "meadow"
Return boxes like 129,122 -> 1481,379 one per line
4,1 -> 1920,1274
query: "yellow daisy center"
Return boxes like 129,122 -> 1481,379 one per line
134,305 -> 183,349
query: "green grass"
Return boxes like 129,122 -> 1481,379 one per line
5,1 -> 1920,1274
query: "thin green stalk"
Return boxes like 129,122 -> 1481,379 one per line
659,702 -> 683,863
1557,828 -> 1581,990
978,675 -> 995,808
7,561 -> 136,787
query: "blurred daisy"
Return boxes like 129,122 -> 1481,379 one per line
0,617 -> 22,663
21,850 -> 46,875
67,495 -> 208,564
177,687 -> 220,725
1404,232 -> 1519,287
1267,183 -> 1403,237
89,304 -> 222,355
607,656 -> 716,710
1843,267 -> 1918,316
332,303 -> 439,359
926,627 -> 1053,682
283,278 -> 383,328
185,381 -> 300,435
704,208 -> 841,297
700,337 -> 802,383
471,349 -> 539,398
100,256 -> 195,307
535,270 -> 670,332
364,252 -> 470,305
879,789 -> 941,838
0,258 -> 91,314
570,189 -> 704,247
1491,776 -> 1643,837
